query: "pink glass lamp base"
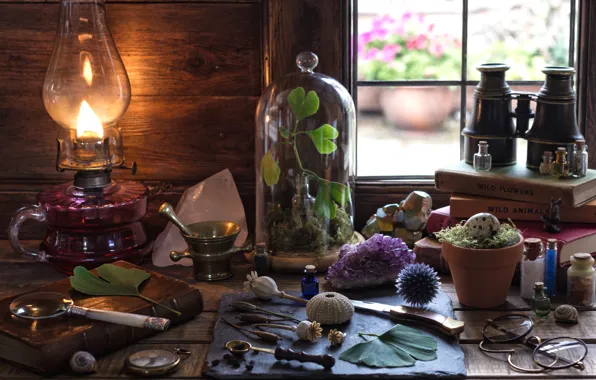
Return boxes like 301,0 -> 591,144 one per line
10,180 -> 152,274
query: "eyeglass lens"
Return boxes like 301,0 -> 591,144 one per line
533,337 -> 587,370
483,315 -> 533,342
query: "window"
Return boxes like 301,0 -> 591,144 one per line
354,0 -> 579,177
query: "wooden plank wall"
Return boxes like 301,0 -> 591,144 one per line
0,0 -> 264,241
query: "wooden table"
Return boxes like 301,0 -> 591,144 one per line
0,241 -> 594,379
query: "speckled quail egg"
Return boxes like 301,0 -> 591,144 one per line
464,213 -> 500,240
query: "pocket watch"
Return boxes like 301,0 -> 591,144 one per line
125,348 -> 191,377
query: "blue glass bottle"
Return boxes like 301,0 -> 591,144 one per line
544,239 -> 558,297
301,265 -> 319,299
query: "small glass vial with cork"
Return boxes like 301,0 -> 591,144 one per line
539,151 -> 553,176
473,141 -> 492,172
532,282 -> 551,318
573,140 -> 588,178
544,239 -> 558,297
253,242 -> 269,276
552,147 -> 570,178
301,264 -> 319,299
520,238 -> 545,299
567,253 -> 595,307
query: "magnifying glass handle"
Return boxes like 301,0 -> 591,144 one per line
67,306 -> 171,331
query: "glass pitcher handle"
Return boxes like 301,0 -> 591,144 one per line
8,205 -> 48,262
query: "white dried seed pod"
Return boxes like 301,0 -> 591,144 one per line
243,271 -> 281,300
69,351 -> 97,374
554,304 -> 579,324
306,292 -> 354,325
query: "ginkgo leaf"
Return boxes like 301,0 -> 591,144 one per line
339,324 -> 437,368
288,87 -> 319,121
260,150 -> 280,186
315,184 -> 336,220
330,182 -> 351,208
307,124 -> 338,154
70,265 -> 181,316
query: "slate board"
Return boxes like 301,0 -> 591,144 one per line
205,287 -> 465,379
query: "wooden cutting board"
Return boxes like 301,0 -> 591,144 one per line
205,287 -> 465,379
0,261 -> 203,375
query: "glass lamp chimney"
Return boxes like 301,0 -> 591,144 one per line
42,0 -> 130,172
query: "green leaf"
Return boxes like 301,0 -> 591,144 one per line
287,87 -> 319,121
260,151 -> 280,186
279,126 -> 290,139
314,183 -> 336,220
339,324 -> 437,368
307,124 -> 338,154
70,264 -> 181,316
330,182 -> 351,208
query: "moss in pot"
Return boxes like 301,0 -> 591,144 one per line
436,214 -> 523,308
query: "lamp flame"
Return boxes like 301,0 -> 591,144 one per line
76,100 -> 103,139
82,56 -> 93,86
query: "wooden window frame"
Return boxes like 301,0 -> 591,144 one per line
265,0 -> 596,228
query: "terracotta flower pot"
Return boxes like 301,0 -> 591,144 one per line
442,235 -> 524,308
380,87 -> 455,130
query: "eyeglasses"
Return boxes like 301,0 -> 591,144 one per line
479,314 -> 587,372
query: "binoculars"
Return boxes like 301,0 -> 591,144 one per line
463,63 -> 582,169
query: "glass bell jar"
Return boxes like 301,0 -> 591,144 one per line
255,52 -> 358,272
8,0 -> 151,274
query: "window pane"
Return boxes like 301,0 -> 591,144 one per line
468,1 -> 572,81
357,86 -> 461,176
357,0 -> 462,81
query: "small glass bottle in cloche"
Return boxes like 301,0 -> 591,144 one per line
539,151 -> 553,176
473,141 -> 492,172
567,253 -> 595,307
573,140 -> 588,178
301,265 -> 319,299
532,282 -> 551,318
552,147 -> 570,178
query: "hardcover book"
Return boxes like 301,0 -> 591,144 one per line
435,161 -> 596,208
0,261 -> 203,375
450,194 -> 596,224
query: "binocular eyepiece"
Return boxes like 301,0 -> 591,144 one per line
463,63 -> 582,169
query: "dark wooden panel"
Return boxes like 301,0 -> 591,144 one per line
579,0 -> 596,168
0,3 -> 261,97
267,0 -> 344,83
0,96 -> 257,182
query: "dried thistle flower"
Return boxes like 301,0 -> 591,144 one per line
328,329 -> 346,347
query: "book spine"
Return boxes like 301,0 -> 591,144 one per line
435,170 -> 577,207
450,196 -> 596,223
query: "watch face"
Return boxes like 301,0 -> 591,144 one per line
126,349 -> 180,375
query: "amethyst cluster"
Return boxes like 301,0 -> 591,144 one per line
326,234 -> 416,290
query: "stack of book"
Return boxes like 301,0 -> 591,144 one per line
431,161 -> 596,288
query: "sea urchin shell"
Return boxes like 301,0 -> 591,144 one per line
306,292 -> 354,325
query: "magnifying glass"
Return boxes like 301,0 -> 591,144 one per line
10,292 -> 171,331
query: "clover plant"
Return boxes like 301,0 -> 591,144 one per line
260,87 -> 351,220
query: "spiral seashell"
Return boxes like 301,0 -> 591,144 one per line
554,304 -> 579,324
306,292 -> 354,325
243,271 -> 281,300
69,351 -> 97,374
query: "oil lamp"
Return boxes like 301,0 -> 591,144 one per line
8,0 -> 151,274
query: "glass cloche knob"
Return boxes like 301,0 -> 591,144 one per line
296,52 -> 319,73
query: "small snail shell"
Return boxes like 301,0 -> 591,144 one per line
69,351 -> 97,374
554,304 -> 579,324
